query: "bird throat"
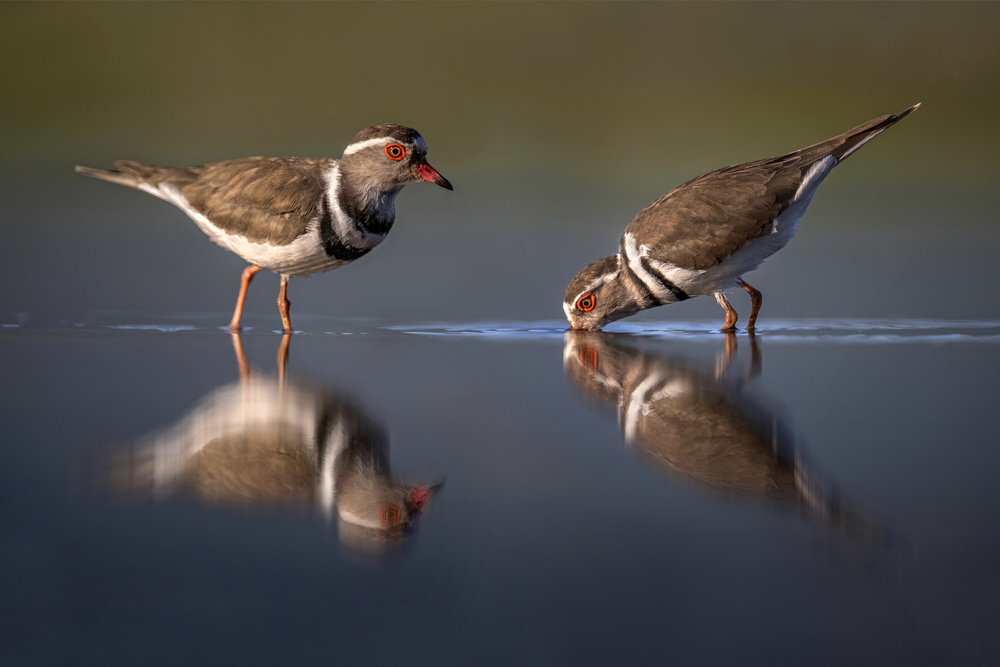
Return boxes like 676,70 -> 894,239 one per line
337,181 -> 398,237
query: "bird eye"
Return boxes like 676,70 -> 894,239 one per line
576,292 -> 596,312
384,144 -> 405,160
381,505 -> 402,524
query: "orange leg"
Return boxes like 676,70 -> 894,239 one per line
229,265 -> 262,332
715,291 -> 738,332
277,275 -> 292,333
739,280 -> 763,331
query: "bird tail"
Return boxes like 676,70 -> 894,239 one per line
831,102 -> 920,162
794,462 -> 886,543
74,160 -> 165,188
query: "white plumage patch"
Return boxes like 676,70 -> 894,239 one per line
623,233 -> 698,303
342,134 -> 427,157
318,417 -> 348,518
795,155 -> 836,204
338,505 -> 387,530
623,373 -> 693,445
143,181 -> 345,277
342,136 -> 395,156
838,128 -> 888,161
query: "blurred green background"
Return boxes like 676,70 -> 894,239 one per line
2,2 -> 998,325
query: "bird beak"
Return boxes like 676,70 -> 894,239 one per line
415,162 -> 453,190
408,482 -> 443,512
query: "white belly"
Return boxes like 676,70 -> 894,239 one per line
198,218 -> 348,277
141,182 -> 347,277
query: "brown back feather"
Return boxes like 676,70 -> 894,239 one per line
624,105 -> 918,270
178,157 -> 330,246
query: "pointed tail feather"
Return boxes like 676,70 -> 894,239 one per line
833,102 -> 920,162
74,164 -> 145,188
75,160 -> 176,189
794,462 -> 887,543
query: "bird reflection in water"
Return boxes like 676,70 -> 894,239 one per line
112,334 -> 440,550
563,332 -> 878,539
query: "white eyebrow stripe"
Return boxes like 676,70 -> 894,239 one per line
342,136 -> 395,156
581,275 -> 609,295
579,265 -> 620,297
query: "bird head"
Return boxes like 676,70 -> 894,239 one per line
563,255 -> 638,331
336,479 -> 442,544
341,124 -> 452,192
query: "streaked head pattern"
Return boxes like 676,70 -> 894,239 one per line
341,123 -> 452,191
563,255 -> 642,331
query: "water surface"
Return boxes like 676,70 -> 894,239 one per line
2,317 -> 999,665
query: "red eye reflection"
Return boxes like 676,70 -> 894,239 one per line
576,292 -> 596,312
578,346 -> 598,370
381,505 -> 402,524
384,144 -> 405,160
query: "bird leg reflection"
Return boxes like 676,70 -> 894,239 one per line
112,331 -> 441,551
723,330 -> 738,371
562,332 -> 879,541
231,333 -> 250,384
746,331 -> 761,379
229,331 -> 292,389
718,331 -> 761,381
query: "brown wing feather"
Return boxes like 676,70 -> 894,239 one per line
625,105 -> 918,270
178,158 -> 331,246
108,158 -> 331,246
624,157 -> 809,270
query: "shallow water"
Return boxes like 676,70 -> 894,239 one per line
2,316 -> 999,665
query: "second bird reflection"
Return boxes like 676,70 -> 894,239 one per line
563,332 -> 877,538
113,334 -> 440,549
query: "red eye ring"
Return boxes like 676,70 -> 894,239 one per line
384,143 -> 405,160
576,292 -> 596,312
381,505 -> 402,524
